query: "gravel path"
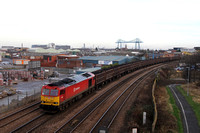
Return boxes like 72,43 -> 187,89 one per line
169,84 -> 200,133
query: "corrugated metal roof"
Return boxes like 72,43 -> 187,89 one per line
29,48 -> 66,53
79,56 -> 134,61
76,67 -> 101,74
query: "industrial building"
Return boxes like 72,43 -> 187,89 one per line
40,54 -> 83,69
41,54 -> 58,67
76,67 -> 101,74
1,46 -> 14,49
79,56 -> 135,67
32,45 -> 48,49
55,45 -> 70,50
57,55 -> 82,69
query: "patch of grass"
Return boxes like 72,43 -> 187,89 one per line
166,87 -> 184,133
176,85 -> 200,126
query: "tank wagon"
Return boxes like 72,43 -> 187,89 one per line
40,57 -> 179,111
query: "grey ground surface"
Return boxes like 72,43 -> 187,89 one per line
0,74 -> 68,106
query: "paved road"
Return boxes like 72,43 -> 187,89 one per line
169,84 -> 200,133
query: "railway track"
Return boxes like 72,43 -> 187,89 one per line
89,71 -> 155,133
31,68 -> 146,133
0,101 -> 41,129
23,65 -> 155,133
10,113 -> 53,133
54,66 -> 160,133
7,69 -> 144,133
1,63 -> 167,133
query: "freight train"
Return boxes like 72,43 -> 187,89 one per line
40,57 -> 179,111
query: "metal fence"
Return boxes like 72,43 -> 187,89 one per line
0,89 -> 41,113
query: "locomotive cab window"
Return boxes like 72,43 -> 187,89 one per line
42,89 -> 50,95
50,90 -> 58,96
60,90 -> 65,95
89,79 -> 92,87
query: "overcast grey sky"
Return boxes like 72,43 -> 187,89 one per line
0,0 -> 199,49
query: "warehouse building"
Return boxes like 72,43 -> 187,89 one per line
32,45 -> 48,49
57,55 -> 82,69
79,56 -> 135,67
76,67 -> 101,74
41,54 -> 58,67
55,45 -> 70,50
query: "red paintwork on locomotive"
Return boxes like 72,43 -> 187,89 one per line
41,72 -> 95,107
60,74 -> 95,103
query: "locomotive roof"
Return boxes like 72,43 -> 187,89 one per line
48,72 -> 94,87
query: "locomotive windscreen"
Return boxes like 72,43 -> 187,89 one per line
48,78 -> 75,86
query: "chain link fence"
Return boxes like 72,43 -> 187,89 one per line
0,88 -> 41,113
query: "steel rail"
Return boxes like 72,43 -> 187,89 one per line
0,101 -> 40,121
55,66 -> 160,133
89,70 -> 155,133
107,71 -> 155,128
0,107 -> 40,128
25,64 -> 163,133
54,69 -> 148,133
25,115 -> 54,133
10,113 -> 45,133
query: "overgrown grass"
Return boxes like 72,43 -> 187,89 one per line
166,87 -> 184,133
176,85 -> 200,126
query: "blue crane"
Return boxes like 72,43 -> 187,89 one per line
116,38 -> 143,49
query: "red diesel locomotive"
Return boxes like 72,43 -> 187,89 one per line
40,72 -> 95,111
